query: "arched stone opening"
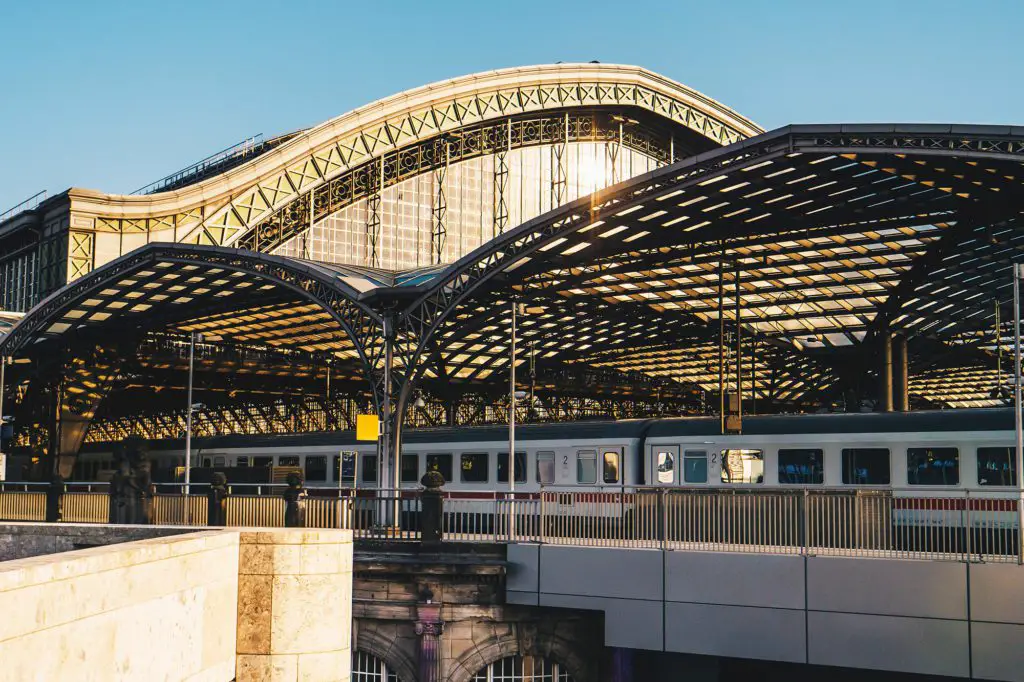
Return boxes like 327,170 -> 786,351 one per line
447,626 -> 593,682
469,655 -> 574,682
356,627 -> 419,682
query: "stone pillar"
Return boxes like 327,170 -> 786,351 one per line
236,529 -> 353,682
45,474 -> 65,523
207,472 -> 228,527
415,602 -> 444,682
283,471 -> 307,528
420,470 -> 445,547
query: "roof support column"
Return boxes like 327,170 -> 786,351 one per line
894,334 -> 909,411
880,333 -> 894,412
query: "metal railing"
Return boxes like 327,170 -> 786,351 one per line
0,484 -> 1018,563
131,135 -> 265,195
0,190 -> 47,223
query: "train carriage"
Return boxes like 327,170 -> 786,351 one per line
12,408 -> 1020,546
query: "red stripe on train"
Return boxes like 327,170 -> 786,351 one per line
893,498 -> 1019,512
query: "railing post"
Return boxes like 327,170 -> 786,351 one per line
539,489 -> 546,545
963,490 -> 972,563
801,489 -> 810,556
661,489 -> 668,551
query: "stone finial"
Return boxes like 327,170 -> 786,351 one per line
420,469 -> 445,490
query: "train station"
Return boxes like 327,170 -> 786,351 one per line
1,62 -> 1024,682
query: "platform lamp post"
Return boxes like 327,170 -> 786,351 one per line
0,355 -> 9,482
184,331 -> 205,524
1014,264 -> 1024,564
509,299 -> 520,540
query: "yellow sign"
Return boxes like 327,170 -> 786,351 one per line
356,414 -> 380,441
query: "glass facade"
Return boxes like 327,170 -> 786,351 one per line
274,142 -> 660,270
0,249 -> 38,312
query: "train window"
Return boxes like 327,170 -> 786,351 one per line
841,448 -> 890,485
683,450 -> 707,483
720,449 -> 764,484
977,447 -> 1016,486
536,452 -> 555,485
252,456 -> 273,468
603,452 -> 620,484
401,454 -> 420,483
426,454 -> 453,483
777,449 -> 824,485
577,451 -> 597,484
305,456 -> 327,482
361,455 -> 378,484
656,449 -> 676,484
906,447 -> 959,486
236,457 -> 250,467
213,456 -> 226,468
460,453 -> 489,483
497,452 -> 527,484
202,457 -> 212,467
279,456 -> 300,467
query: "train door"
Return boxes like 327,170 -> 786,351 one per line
681,449 -> 710,484
601,447 -> 624,488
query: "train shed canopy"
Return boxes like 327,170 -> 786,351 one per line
4,123 -> 1024,422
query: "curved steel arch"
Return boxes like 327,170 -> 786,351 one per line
384,123 -> 1024,425
237,109 -> 684,256
64,64 -> 762,273
0,243 -> 388,411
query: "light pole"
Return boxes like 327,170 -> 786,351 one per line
184,331 -> 204,523
0,355 -> 8,482
509,299 -> 518,539
1014,264 -> 1024,564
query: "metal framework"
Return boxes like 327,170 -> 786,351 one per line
240,111 -> 684,257
4,123 -> 1024,471
50,64 -> 760,286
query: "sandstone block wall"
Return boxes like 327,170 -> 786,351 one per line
236,529 -> 353,682
0,529 -> 240,682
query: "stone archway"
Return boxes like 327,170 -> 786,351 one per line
446,623 -> 594,682
356,627 -> 419,682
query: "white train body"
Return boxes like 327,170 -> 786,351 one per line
66,410 -> 1020,525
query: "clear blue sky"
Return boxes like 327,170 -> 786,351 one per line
1,0 -> 1021,210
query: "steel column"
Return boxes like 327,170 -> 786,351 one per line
184,331 -> 195,522
433,139 -> 449,264
0,356 -> 5,480
880,333 -> 894,412
718,251 -> 725,434
1014,264 -> 1023,564
895,335 -> 909,411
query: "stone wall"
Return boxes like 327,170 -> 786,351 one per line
0,521 -> 192,561
236,529 -> 353,682
0,525 -> 355,682
353,542 -> 601,682
0,529 -> 240,681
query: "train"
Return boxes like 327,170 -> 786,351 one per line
55,408 -> 1018,497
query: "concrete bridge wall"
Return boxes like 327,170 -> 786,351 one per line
507,544 -> 1024,682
